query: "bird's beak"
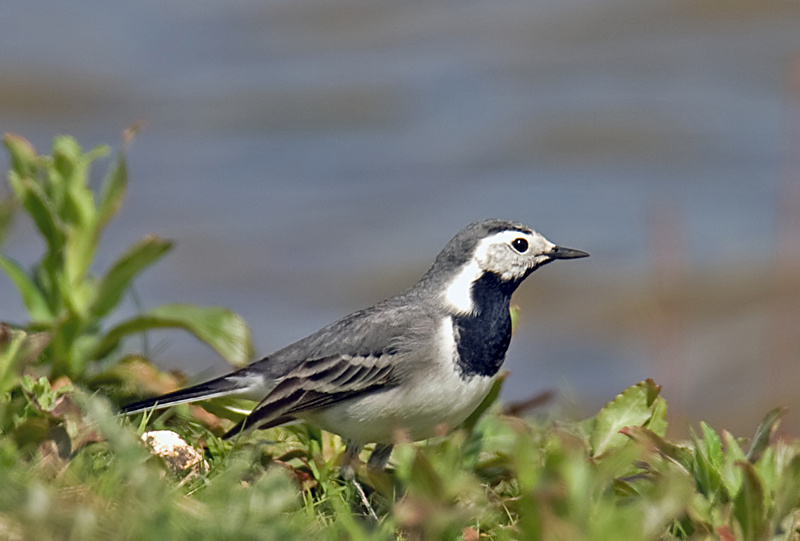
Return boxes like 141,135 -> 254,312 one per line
547,245 -> 590,260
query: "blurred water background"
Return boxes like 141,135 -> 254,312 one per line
2,0 -> 800,436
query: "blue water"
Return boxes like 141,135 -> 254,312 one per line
2,0 -> 799,429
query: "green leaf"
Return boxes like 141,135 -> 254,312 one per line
691,422 -> 725,499
63,224 -> 98,301
49,139 -> 89,229
94,304 -> 253,366
7,174 -> 65,254
3,133 -> 38,177
61,144 -> 108,230
0,255 -> 53,322
509,305 -> 520,335
32,260 -> 60,314
701,422 -> 723,468
733,461 -> 768,541
774,454 -> 800,521
0,195 -> 16,248
52,135 -> 82,167
89,236 -> 173,318
590,379 -> 662,457
52,137 -> 82,197
720,430 -> 747,497
644,392 -> 668,437
52,137 -> 107,187
96,154 -> 127,228
746,407 -> 786,463
62,178 -> 95,229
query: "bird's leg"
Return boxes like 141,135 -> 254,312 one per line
366,443 -> 393,472
340,442 -> 379,521
358,444 -> 396,520
339,442 -> 361,481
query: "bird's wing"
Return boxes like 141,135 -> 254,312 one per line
122,297 -> 438,425
121,304 -> 415,416
223,351 -> 399,437
245,295 -> 435,378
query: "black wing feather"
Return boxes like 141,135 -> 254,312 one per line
223,353 -> 397,438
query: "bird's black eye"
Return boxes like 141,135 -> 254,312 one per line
511,238 -> 529,253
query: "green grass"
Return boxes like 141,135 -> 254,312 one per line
1,375 -> 800,540
2,134 -> 800,540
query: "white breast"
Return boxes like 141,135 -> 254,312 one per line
303,317 -> 497,444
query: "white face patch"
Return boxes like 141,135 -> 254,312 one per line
442,228 -> 556,315
443,259 -> 482,315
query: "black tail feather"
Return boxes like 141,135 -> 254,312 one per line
120,374 -> 248,415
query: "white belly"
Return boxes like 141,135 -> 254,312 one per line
305,370 -> 496,444
302,317 -> 498,444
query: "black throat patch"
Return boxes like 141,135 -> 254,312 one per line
452,271 -> 518,378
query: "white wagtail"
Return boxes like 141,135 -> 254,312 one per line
122,219 -> 588,475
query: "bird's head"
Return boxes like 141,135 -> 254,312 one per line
421,219 -> 589,315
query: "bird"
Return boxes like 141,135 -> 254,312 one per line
121,219 -> 588,478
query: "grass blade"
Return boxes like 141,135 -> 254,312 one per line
90,236 -> 173,318
95,304 -> 253,366
0,255 -> 53,322
747,407 -> 787,463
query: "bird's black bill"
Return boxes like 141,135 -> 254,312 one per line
548,245 -> 590,260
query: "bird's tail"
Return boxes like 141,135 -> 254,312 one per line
120,369 -> 267,415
